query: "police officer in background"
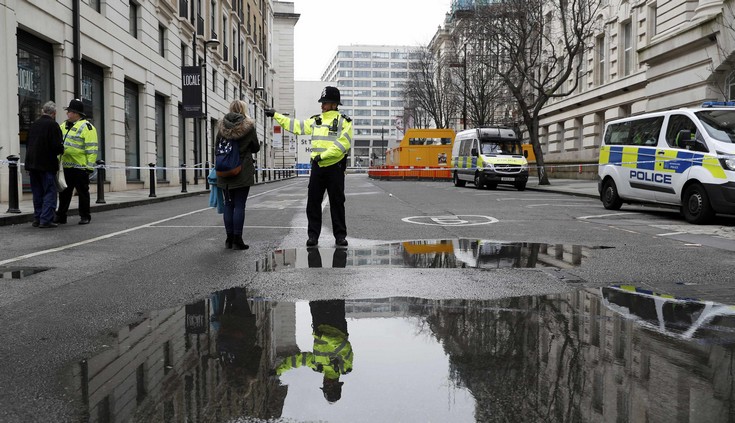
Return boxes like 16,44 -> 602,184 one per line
55,99 -> 98,225
266,86 -> 352,247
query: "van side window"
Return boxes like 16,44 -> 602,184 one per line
632,117 -> 663,146
666,115 -> 698,148
604,117 -> 663,146
460,139 -> 473,156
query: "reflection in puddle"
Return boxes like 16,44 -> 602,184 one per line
67,287 -> 735,422
257,239 -> 604,271
0,267 -> 49,279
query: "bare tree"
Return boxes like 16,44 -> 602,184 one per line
404,47 -> 459,129
449,38 -> 519,128
467,0 -> 601,184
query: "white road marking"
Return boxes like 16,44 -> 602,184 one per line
0,184 -> 295,266
151,225 -> 307,229
577,212 -> 639,220
657,232 -> 686,237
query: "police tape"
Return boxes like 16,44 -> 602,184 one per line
1,157 -> 733,172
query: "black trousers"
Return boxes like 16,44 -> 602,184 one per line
307,161 -> 346,241
57,168 -> 91,220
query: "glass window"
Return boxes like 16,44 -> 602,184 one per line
125,80 -> 140,180
372,52 -> 389,59
354,71 -> 371,78
355,100 -> 370,106
338,61 -> 353,68
338,80 -> 353,87
391,62 -> 407,69
664,114 -> 704,149
337,51 -> 353,58
622,21 -> 632,76
373,110 -> 390,116
159,24 -> 166,57
354,61 -> 371,68
391,100 -> 404,107
155,94 -> 167,180
354,90 -> 371,97
354,80 -> 371,87
354,51 -> 371,58
372,71 -> 389,78
372,100 -> 389,107
391,71 -> 407,78
391,52 -> 408,59
129,2 -> 138,38
697,110 -> 735,143
82,61 -> 105,161
373,119 -> 390,126
18,31 -> 54,192
372,61 -> 389,68
341,99 -> 353,106
337,70 -> 353,78
354,109 -> 371,116
373,90 -> 389,97
372,81 -> 389,87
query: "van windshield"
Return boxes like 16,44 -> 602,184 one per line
480,140 -> 522,155
695,110 -> 735,143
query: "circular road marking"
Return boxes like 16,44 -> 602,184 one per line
402,215 -> 499,226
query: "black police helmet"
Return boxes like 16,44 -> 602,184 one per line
318,86 -> 342,105
64,99 -> 86,116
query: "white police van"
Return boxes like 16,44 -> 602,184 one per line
598,102 -> 735,223
452,127 -> 529,190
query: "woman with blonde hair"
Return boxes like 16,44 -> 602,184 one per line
215,100 -> 260,250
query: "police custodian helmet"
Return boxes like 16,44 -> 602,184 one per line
318,86 -> 342,105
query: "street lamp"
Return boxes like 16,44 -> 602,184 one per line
203,36 -> 220,189
253,86 -> 266,181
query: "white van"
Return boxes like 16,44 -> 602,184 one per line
598,102 -> 735,223
452,127 -> 529,190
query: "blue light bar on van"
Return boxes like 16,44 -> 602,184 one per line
701,101 -> 735,107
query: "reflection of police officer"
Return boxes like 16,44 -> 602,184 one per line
276,249 -> 351,403
266,87 -> 353,247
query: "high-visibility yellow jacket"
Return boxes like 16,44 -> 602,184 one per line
275,324 -> 353,380
274,110 -> 352,168
60,119 -> 98,170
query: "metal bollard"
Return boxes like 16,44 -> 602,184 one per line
180,163 -> 187,193
205,161 -> 210,191
6,155 -> 21,213
148,163 -> 157,198
194,164 -> 199,185
95,159 -> 106,204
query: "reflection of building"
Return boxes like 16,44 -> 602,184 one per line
257,239 -> 591,271
415,290 -> 735,422
68,294 -> 286,422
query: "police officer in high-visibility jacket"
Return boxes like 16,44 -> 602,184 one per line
266,86 -> 352,247
55,99 -> 98,225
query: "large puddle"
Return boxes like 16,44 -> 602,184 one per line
67,285 -> 735,422
257,239 -> 605,271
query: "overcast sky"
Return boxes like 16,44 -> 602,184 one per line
291,0 -> 451,80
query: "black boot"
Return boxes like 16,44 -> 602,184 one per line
232,235 -> 249,250
225,234 -> 233,249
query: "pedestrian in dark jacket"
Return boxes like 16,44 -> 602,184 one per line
216,100 -> 260,250
25,101 -> 64,228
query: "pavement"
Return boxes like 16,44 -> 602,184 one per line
0,176 -> 599,226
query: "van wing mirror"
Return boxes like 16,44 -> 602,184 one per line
471,148 -> 478,157
677,130 -> 693,148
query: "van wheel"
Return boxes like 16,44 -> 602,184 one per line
453,172 -> 465,187
682,184 -> 714,224
474,172 -> 484,189
601,179 -> 623,210
515,182 -> 526,191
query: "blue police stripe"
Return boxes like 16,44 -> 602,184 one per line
638,148 -> 656,170
471,157 -> 477,168
609,146 -> 623,165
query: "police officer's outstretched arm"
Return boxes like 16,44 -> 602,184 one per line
271,110 -> 317,137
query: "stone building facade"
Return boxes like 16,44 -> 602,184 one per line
0,0 -> 295,202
